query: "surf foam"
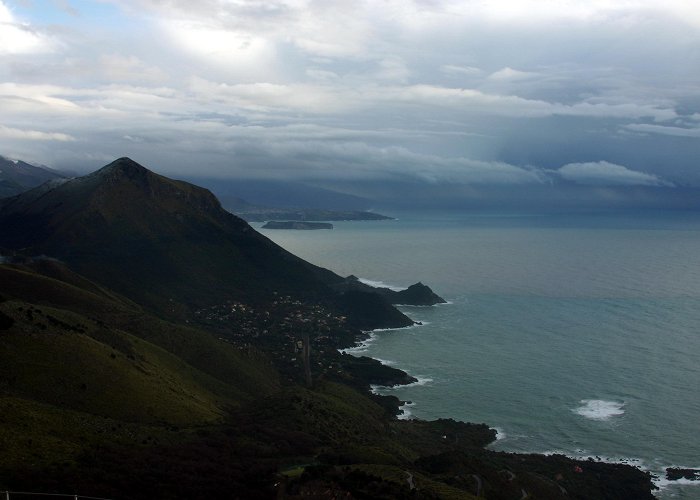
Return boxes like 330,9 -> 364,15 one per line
573,399 -> 625,421
397,401 -> 416,420
338,332 -> 378,355
358,278 -> 406,292
374,358 -> 396,366
374,376 -> 433,393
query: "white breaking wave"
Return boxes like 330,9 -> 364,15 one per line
367,321 -> 428,333
573,399 -> 625,421
374,376 -> 434,393
656,476 -> 700,490
494,427 -> 507,441
358,277 -> 406,292
338,321 -> 425,354
654,462 -> 700,491
338,332 -> 378,355
409,376 -> 433,387
398,401 -> 416,420
374,358 -> 396,366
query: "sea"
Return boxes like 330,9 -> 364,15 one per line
257,210 -> 700,499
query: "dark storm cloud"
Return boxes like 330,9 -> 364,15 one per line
0,0 -> 698,208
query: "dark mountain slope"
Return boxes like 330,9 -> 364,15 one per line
0,158 -> 395,323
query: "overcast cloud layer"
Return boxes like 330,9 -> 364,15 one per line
1,0 -> 699,207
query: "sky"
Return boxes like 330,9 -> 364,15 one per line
1,0 -> 699,208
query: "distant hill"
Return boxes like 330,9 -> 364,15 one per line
190,177 -> 373,211
0,157 -> 412,328
0,155 -> 66,198
189,176 -> 392,222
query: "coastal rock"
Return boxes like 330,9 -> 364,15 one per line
335,276 -> 447,306
666,468 -> 700,481
393,282 -> 447,305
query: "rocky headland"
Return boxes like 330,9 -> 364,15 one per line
333,275 -> 448,306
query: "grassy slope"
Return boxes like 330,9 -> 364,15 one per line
0,301 -> 229,424
0,264 -> 281,477
0,265 -> 279,399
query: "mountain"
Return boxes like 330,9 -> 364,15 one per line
0,155 -> 66,198
0,157 -> 412,327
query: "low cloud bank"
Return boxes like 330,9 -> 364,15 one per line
557,161 -> 672,187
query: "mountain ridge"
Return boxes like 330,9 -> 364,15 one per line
0,157 -> 415,329
0,155 -> 66,198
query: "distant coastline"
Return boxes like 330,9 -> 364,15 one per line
237,208 -> 393,222
262,220 -> 333,230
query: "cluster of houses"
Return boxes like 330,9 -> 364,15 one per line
193,293 -> 354,382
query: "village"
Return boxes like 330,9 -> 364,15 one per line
193,293 -> 361,385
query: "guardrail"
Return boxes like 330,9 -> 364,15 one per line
3,492 -> 111,500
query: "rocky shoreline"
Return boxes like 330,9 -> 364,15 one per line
338,287 -> 659,499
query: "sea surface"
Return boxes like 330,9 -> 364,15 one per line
257,211 -> 700,499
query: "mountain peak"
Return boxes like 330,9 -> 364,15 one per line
93,157 -> 150,180
112,156 -> 141,166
